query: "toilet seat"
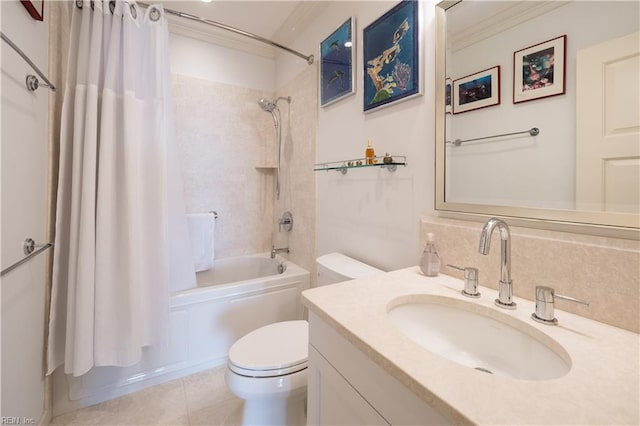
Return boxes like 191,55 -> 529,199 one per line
228,320 -> 308,378
228,359 -> 308,378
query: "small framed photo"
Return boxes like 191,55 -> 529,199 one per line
320,17 -> 355,107
452,66 -> 500,114
513,35 -> 566,104
445,78 -> 452,114
363,0 -> 420,112
21,0 -> 44,21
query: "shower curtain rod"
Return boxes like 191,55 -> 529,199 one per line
138,2 -> 314,65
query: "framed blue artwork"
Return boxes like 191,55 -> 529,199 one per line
363,1 -> 420,112
320,17 -> 355,107
453,66 -> 500,114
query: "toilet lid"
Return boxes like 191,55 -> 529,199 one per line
228,320 -> 309,378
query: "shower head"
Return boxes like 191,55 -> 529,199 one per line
258,96 -> 291,112
258,96 -> 290,201
258,98 -> 278,112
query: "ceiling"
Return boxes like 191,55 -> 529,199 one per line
156,1 -> 302,40
152,1 -> 327,59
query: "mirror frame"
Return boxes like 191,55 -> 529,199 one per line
434,1 -> 639,232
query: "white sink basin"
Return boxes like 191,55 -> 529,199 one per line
387,296 -> 571,380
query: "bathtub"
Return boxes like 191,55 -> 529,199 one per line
52,253 -> 310,416
193,254 -> 289,288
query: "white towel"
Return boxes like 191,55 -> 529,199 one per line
186,213 -> 215,272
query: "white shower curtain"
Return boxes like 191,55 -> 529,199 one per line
47,0 -> 196,377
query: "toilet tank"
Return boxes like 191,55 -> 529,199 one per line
316,253 -> 383,287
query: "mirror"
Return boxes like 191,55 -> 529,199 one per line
435,1 -> 639,229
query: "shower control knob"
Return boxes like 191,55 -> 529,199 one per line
278,211 -> 293,232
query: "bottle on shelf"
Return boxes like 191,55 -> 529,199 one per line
419,233 -> 441,277
365,139 -> 376,165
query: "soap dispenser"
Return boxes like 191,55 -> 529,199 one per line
365,139 -> 375,164
419,233 -> 441,277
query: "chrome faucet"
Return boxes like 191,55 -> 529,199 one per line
270,245 -> 290,259
478,218 -> 516,309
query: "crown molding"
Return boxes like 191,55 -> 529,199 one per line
163,1 -> 326,63
271,1 -> 329,47
165,13 -> 277,59
449,1 -> 571,52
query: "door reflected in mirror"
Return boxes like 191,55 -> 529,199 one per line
435,0 -> 639,229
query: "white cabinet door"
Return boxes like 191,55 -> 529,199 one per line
307,345 -> 389,426
307,312 -> 451,426
576,32 -> 640,213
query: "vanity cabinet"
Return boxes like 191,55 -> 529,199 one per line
307,312 -> 451,426
308,345 -> 388,425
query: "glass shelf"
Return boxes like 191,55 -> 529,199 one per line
314,155 -> 407,174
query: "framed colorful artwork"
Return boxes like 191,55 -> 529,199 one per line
363,0 -> 420,112
320,17 -> 356,107
445,78 -> 452,114
453,66 -> 500,114
513,35 -> 566,104
21,0 -> 44,21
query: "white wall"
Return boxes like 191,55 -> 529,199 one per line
277,1 -> 436,271
169,33 -> 276,91
0,1 -> 50,422
446,1 -> 639,210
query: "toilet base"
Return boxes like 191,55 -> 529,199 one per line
225,367 -> 307,426
239,391 -> 306,426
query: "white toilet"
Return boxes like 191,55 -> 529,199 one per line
224,253 -> 383,426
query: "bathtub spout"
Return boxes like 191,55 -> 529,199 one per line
271,246 -> 290,259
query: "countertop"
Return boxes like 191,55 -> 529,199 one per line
302,267 -> 640,425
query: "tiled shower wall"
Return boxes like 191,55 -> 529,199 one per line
172,74 -> 276,258
274,63 -> 318,280
172,64 -> 318,272
421,216 -> 640,333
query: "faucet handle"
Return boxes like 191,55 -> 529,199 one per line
531,286 -> 590,325
447,264 -> 480,298
278,211 -> 293,232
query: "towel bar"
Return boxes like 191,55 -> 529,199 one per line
447,127 -> 539,146
1,238 -> 53,277
1,31 -> 56,91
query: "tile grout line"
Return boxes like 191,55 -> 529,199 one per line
182,377 -> 193,426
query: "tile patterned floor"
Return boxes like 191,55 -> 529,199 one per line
51,366 -> 243,426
